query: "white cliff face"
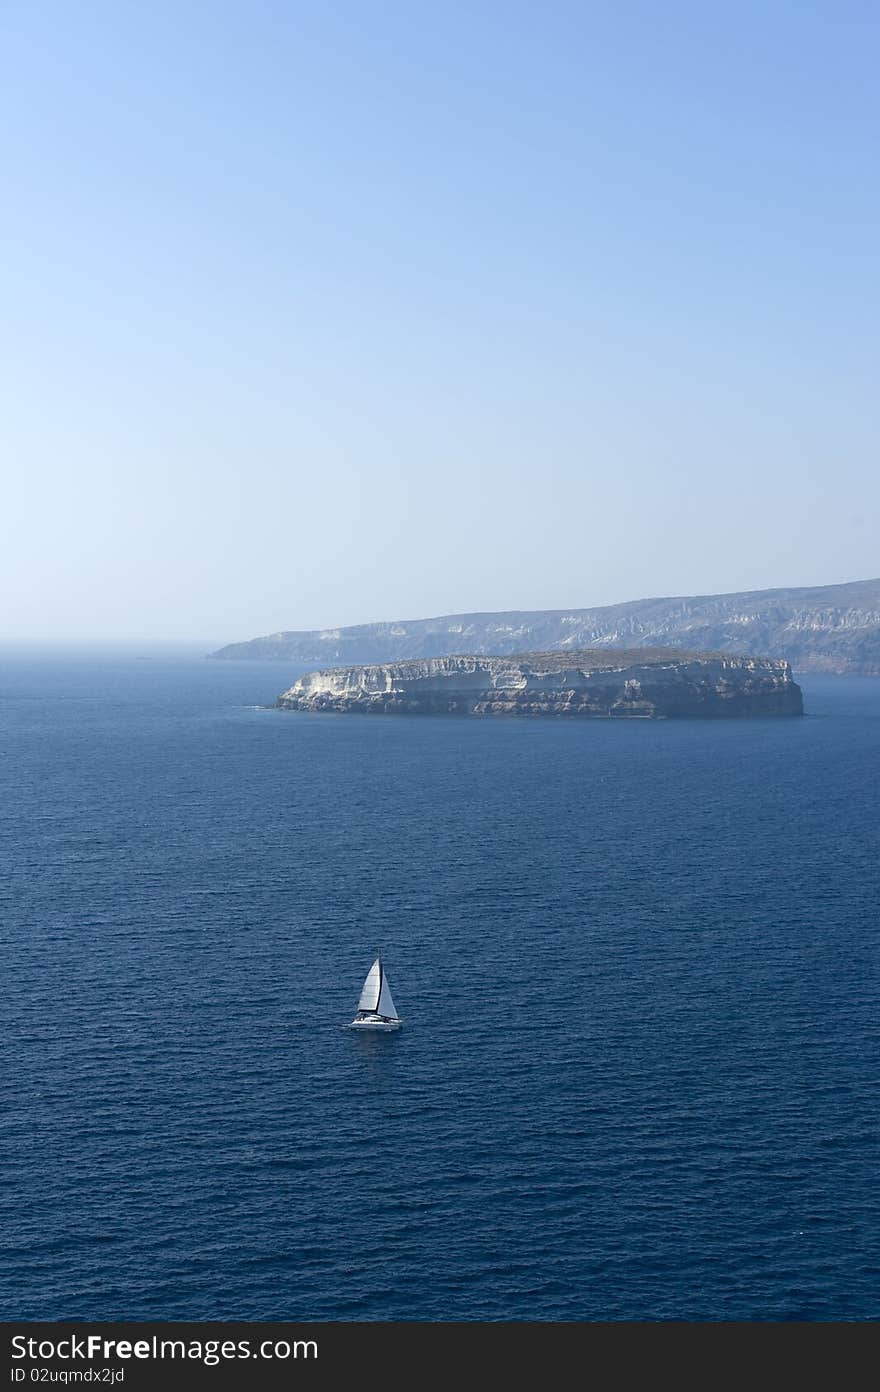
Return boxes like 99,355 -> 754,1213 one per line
277,650 -> 803,719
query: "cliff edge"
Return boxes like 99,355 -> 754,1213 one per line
276,649 -> 803,719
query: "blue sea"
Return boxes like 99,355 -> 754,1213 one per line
1,649 -> 878,1321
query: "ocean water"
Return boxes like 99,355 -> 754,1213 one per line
1,649 -> 878,1322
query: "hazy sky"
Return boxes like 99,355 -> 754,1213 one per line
2,2 -> 877,642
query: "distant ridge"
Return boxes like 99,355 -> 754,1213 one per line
209,578 -> 880,675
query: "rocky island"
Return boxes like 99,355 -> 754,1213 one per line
277,649 -> 803,719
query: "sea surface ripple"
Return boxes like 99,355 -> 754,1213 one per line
1,651 -> 878,1320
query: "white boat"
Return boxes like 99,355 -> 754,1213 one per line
350,955 -> 402,1031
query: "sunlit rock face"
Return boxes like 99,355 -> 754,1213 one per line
277,649 -> 804,719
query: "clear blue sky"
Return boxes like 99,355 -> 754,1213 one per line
1,1 -> 877,641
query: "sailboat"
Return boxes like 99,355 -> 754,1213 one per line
350,955 -> 402,1031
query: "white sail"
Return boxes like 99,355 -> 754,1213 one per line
357,958 -> 382,1012
376,971 -> 398,1020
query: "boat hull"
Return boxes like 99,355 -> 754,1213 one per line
349,1018 -> 401,1032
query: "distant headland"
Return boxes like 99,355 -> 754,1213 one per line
276,650 -> 804,720
210,578 -> 880,676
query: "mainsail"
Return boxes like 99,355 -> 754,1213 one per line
357,958 -> 382,1012
356,956 -> 399,1019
